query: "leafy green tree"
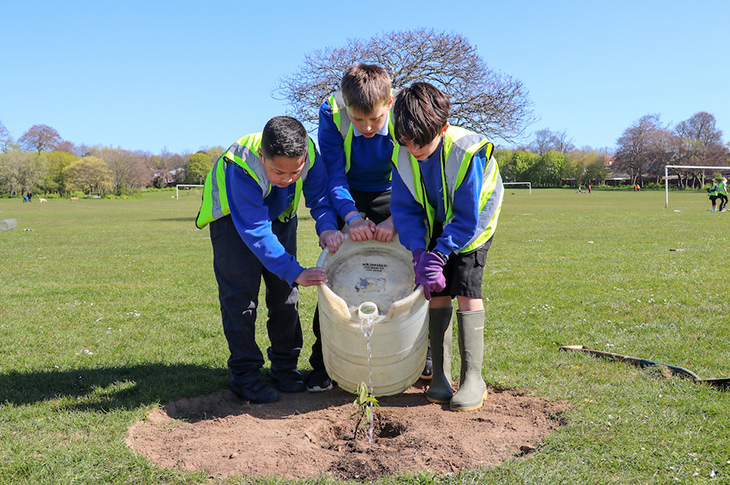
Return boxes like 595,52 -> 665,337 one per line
44,151 -> 79,194
494,149 -> 515,181
0,148 -> 46,196
206,146 -> 225,164
510,150 -> 540,183
0,149 -> 26,195
583,158 -> 610,185
540,151 -> 569,186
64,156 -> 113,195
187,152 -> 213,184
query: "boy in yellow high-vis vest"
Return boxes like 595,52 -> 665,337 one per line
390,82 -> 504,411
308,64 -> 402,392
196,116 -> 344,403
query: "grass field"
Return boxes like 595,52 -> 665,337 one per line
1,188 -> 728,484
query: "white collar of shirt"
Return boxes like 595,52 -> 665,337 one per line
352,111 -> 390,137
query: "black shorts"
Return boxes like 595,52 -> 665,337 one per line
337,189 -> 391,228
428,236 -> 493,299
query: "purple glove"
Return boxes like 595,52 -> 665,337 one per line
412,248 -> 426,265
414,251 -> 446,300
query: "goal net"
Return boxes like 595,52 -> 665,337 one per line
503,182 -> 532,194
664,165 -> 730,208
175,184 -> 204,199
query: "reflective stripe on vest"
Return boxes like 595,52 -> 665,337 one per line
392,125 -> 503,253
327,92 -> 395,175
195,133 -> 315,229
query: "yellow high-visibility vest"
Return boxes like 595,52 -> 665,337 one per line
326,91 -> 395,174
196,133 -> 316,229
391,125 -> 503,253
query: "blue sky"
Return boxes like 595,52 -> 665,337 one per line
2,0 -> 729,155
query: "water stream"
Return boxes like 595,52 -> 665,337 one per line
357,302 -> 378,443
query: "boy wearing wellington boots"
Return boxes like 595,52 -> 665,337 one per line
390,82 -> 504,411
307,64 -> 402,392
196,116 -> 344,404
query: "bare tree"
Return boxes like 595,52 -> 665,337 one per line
674,112 -> 728,187
0,120 -> 13,152
95,147 -> 153,195
275,28 -> 536,142
552,129 -> 576,154
18,124 -> 62,154
614,114 -> 675,186
530,129 -> 553,156
530,128 -> 575,155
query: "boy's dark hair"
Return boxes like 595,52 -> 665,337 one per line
392,82 -> 451,148
340,64 -> 392,114
260,116 -> 308,159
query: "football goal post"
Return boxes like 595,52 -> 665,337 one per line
503,182 -> 532,194
664,165 -> 730,208
175,184 -> 204,199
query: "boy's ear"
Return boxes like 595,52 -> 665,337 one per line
441,122 -> 450,136
257,148 -> 264,161
386,95 -> 394,109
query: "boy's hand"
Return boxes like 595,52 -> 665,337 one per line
373,217 -> 396,242
295,267 -> 328,287
319,229 -> 345,253
348,217 -> 376,242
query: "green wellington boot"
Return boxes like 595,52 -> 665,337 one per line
450,310 -> 488,411
426,307 -> 454,404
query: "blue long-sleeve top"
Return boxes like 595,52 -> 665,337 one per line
391,139 -> 486,257
317,100 -> 394,220
226,153 -> 337,285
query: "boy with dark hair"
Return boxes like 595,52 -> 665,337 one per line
196,116 -> 344,404
308,64 -> 402,392
390,82 -> 504,411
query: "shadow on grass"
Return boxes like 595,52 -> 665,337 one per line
0,363 -> 229,412
154,217 -> 198,222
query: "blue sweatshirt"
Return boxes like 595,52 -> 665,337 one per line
226,152 -> 337,285
318,100 -> 394,220
391,139 -> 486,257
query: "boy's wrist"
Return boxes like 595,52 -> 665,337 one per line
432,249 -> 448,264
346,213 -> 362,225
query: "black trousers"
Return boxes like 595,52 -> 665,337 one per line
210,215 -> 303,386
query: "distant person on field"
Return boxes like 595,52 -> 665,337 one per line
26,191 -> 32,202
308,64 -> 409,393
707,178 -> 719,211
588,184 -> 592,194
195,116 -> 344,404
390,82 -> 504,412
717,177 -> 728,212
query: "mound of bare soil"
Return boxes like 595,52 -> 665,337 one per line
126,381 -> 569,482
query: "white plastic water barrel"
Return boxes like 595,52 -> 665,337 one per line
316,236 -> 429,397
